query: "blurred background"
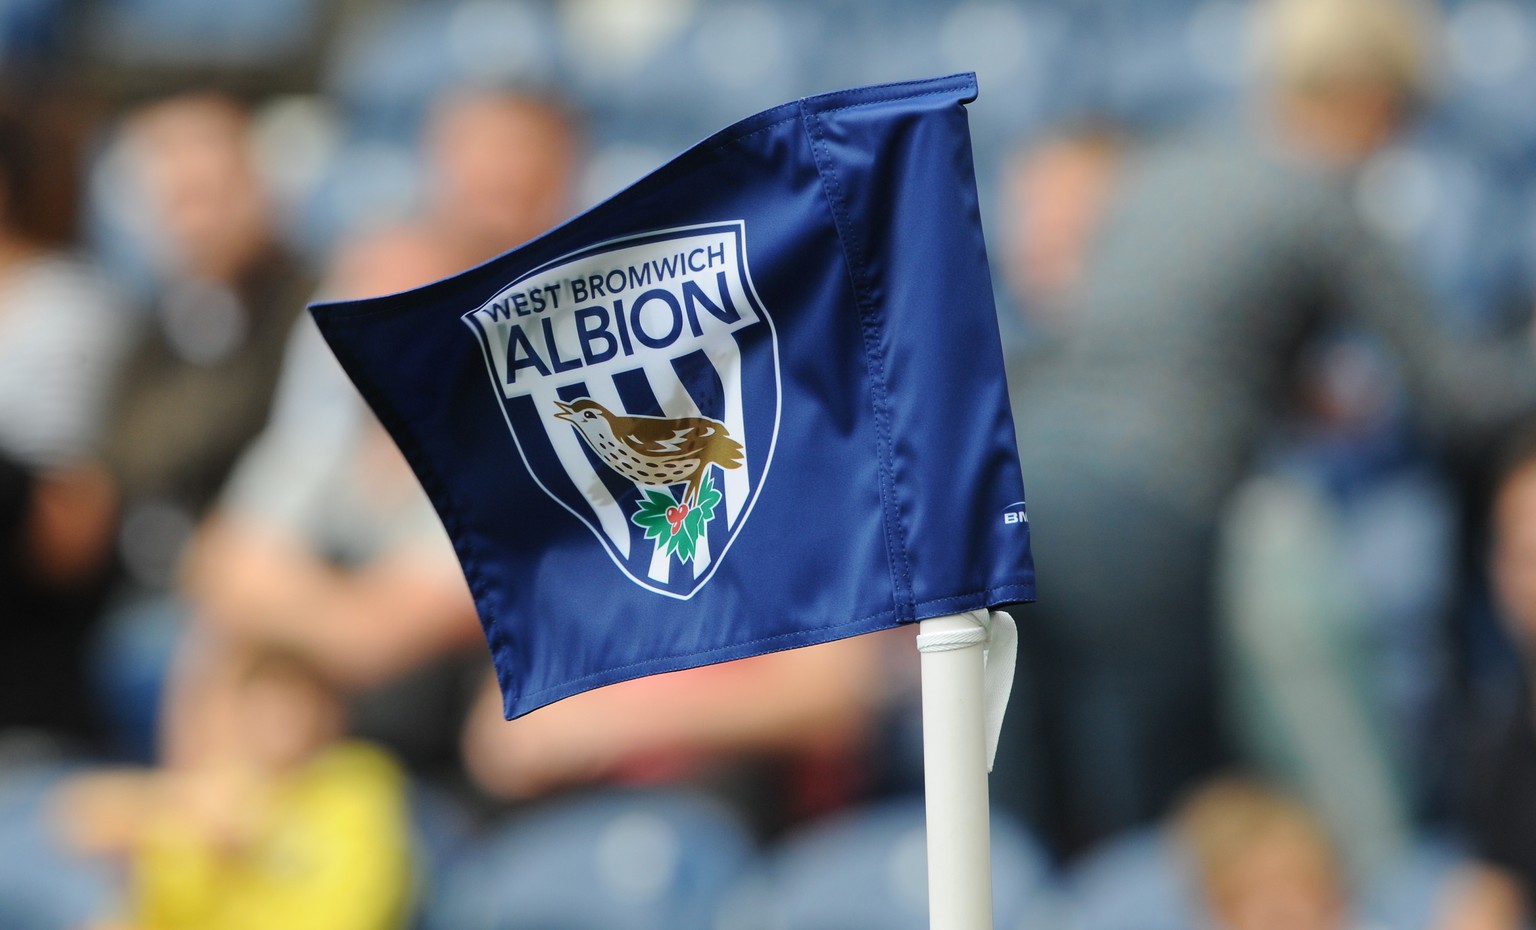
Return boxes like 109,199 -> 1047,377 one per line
5,0 -> 1536,929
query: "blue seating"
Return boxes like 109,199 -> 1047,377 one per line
734,797 -> 1061,930
0,0 -> 60,63
1066,827 -> 1199,930
423,788 -> 756,930
85,0 -> 322,65
0,767 -> 119,930
1359,837 -> 1466,930
325,0 -> 561,144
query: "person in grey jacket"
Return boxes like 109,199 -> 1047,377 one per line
995,0 -> 1536,857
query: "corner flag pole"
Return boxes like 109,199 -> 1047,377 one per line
916,609 -> 1014,930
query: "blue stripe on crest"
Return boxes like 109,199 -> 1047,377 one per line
611,368 -> 663,417
673,349 -> 725,422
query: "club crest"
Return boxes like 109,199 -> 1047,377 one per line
463,222 -> 780,598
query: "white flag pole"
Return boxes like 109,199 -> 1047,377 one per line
916,610 -> 1004,930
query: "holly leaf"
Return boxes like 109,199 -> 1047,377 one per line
693,472 -> 721,524
634,511 -> 670,542
631,487 -> 678,541
671,522 -> 697,561
679,505 -> 700,542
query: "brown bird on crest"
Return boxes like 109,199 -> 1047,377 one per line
554,398 -> 743,507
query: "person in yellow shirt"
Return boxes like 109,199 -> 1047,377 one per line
60,646 -> 414,930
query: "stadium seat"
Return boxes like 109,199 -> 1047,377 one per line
84,0 -> 321,65
1358,837 -> 1468,930
729,797 -> 1061,930
1064,827 -> 1199,930
423,788 -> 756,930
0,766 -> 118,930
325,0 -> 560,143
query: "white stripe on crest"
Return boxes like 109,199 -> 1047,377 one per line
701,337 -> 749,527
536,382 -> 631,560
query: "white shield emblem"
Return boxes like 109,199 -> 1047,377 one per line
463,221 -> 780,598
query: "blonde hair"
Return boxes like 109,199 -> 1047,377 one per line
1176,776 -> 1341,892
1256,0 -> 1442,103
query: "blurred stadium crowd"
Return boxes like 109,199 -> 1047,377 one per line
6,0 -> 1536,928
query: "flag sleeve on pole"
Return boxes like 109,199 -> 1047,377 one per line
309,73 -> 1035,718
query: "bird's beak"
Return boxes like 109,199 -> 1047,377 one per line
553,400 -> 574,422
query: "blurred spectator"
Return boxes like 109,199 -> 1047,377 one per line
459,631 -> 887,819
416,87 -> 580,269
1217,452 -> 1454,879
103,92 -> 315,591
169,228 -> 481,778
1437,430 -> 1536,930
59,646 -> 412,930
995,0 -> 1536,860
1177,777 -> 1354,930
998,123 -> 1126,341
167,85 -> 580,782
0,99 -> 130,744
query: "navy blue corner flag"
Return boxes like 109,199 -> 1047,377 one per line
310,73 -> 1034,718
